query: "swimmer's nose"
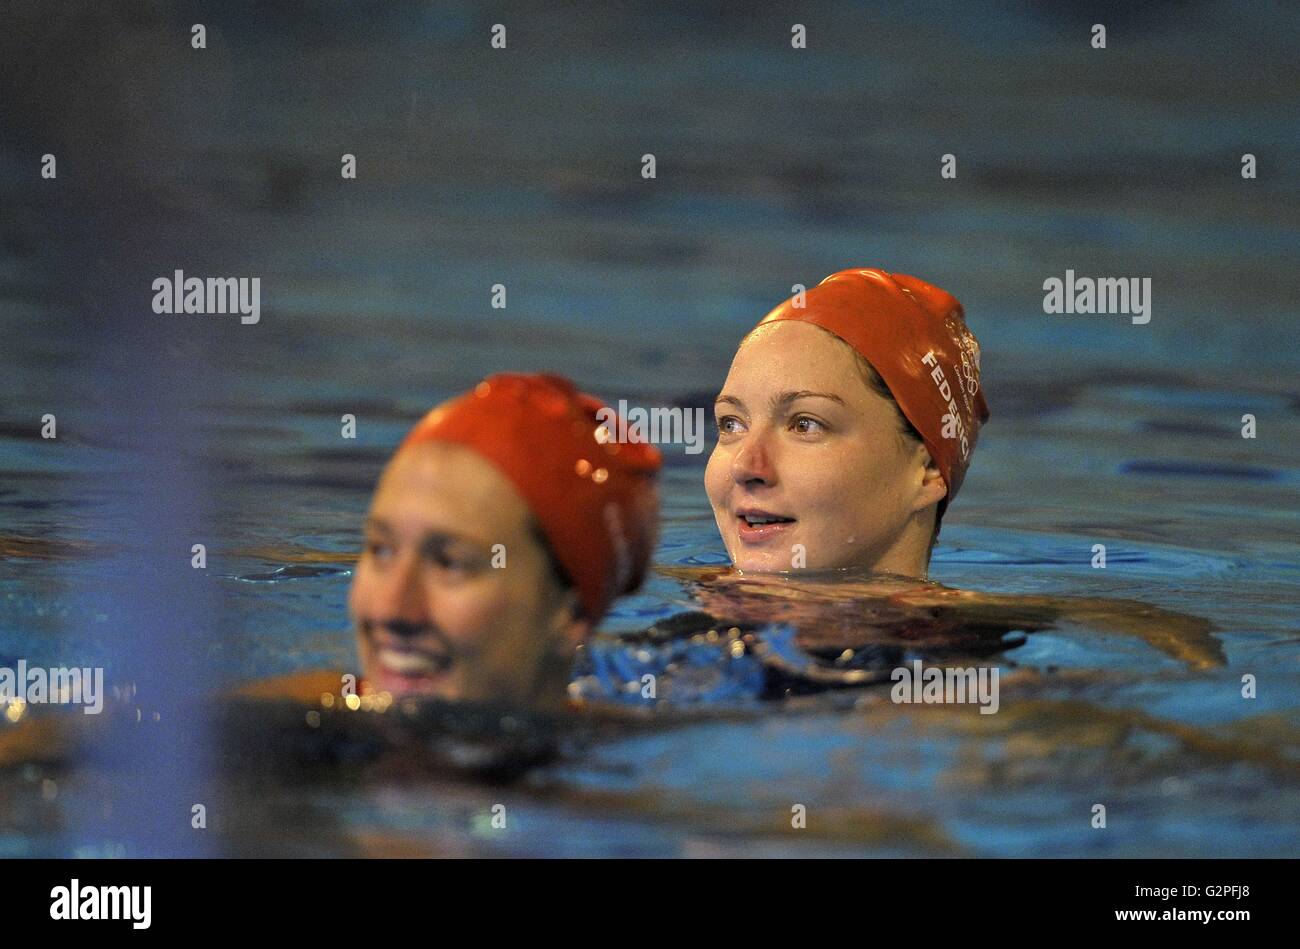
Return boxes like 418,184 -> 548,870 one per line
369,551 -> 429,630
732,430 -> 777,487
378,618 -> 429,641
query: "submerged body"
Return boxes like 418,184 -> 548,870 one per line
662,565 -> 1225,671
237,562 -> 1225,713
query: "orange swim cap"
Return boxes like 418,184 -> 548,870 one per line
756,268 -> 989,514
399,374 -> 662,622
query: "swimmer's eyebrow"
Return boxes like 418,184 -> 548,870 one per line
776,390 -> 846,408
714,391 -> 846,415
363,516 -> 402,538
363,516 -> 489,551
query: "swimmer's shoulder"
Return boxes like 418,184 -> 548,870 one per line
608,610 -> 764,646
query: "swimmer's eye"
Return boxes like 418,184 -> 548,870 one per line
425,542 -> 487,575
790,415 -> 827,435
431,551 -> 470,571
715,414 -> 745,435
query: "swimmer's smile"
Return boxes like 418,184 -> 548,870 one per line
735,507 -> 797,543
367,631 -> 454,693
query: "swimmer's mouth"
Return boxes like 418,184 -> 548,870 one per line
735,508 -> 796,541
371,642 -> 453,688
377,647 -> 451,676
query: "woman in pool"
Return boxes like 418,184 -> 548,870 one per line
0,375 -> 662,775
244,372 -> 663,711
666,268 -> 1223,672
707,267 -> 981,578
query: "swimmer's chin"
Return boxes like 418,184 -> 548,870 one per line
367,664 -> 455,698
726,549 -> 804,574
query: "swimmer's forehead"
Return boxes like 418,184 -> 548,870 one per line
367,441 -> 533,547
362,514 -> 497,552
719,321 -> 865,405
739,318 -> 844,348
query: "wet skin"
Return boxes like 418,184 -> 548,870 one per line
706,321 -> 947,577
349,441 -> 587,709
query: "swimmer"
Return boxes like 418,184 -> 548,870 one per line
0,374 -> 663,775
676,268 -> 1221,670
258,373 -> 663,711
707,267 -> 983,577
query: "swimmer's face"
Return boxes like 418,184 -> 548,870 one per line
706,321 -> 946,574
349,441 -> 587,708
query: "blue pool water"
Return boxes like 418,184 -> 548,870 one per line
1,0 -> 1297,856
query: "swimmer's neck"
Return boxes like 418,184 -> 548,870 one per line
727,565 -> 937,588
855,506 -> 936,579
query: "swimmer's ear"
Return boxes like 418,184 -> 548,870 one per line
913,449 -> 948,513
564,615 -> 593,645
549,589 -> 591,645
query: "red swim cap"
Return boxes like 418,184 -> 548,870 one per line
756,268 -> 989,515
399,374 -> 662,622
